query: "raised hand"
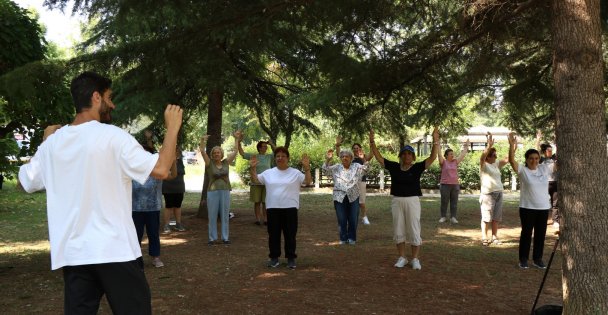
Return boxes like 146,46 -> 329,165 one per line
369,129 -> 375,143
508,132 -> 517,147
486,132 -> 494,147
301,153 -> 310,169
336,135 -> 343,146
234,130 -> 243,141
164,104 -> 183,133
432,126 -> 440,143
200,134 -> 210,148
250,155 -> 259,168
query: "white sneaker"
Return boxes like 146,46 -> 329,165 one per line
438,217 -> 447,223
394,256 -> 408,268
411,258 -> 422,270
152,257 -> 164,268
362,216 -> 370,225
450,217 -> 459,224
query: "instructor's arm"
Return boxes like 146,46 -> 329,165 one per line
151,105 -> 183,179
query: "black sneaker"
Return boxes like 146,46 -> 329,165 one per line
223,240 -> 231,245
207,240 -> 216,246
267,258 -> 280,268
287,258 -> 297,269
519,261 -> 529,269
533,260 -> 547,269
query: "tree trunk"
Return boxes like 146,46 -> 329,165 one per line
197,88 -> 224,218
552,0 -> 608,313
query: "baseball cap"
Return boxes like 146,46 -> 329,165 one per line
399,145 -> 415,156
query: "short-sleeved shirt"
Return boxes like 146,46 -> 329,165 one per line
162,158 -> 185,194
323,163 -> 366,203
518,163 -> 551,210
440,159 -> 459,185
480,161 -> 504,194
243,152 -> 273,174
257,167 -> 305,209
384,160 -> 426,197
540,157 -> 557,182
18,121 -> 158,270
206,160 -> 231,191
243,153 -> 273,186
133,176 -> 163,212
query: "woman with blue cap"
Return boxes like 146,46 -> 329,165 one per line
370,127 -> 439,270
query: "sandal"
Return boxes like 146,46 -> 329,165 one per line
481,239 -> 490,246
491,238 -> 503,245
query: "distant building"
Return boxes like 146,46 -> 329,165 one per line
410,125 -> 513,156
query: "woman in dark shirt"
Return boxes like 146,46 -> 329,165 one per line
369,128 -> 439,270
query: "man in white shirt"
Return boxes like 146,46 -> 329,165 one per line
18,72 -> 182,315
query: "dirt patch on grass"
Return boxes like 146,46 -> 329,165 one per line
0,192 -> 562,314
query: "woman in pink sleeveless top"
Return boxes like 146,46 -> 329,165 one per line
437,140 -> 469,224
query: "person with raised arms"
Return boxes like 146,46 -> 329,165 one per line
249,147 -> 312,269
369,127 -> 439,270
18,71 -> 182,315
479,132 -> 510,246
199,131 -> 241,245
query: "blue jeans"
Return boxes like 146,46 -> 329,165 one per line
207,190 -> 231,241
334,196 -> 360,242
132,211 -> 160,257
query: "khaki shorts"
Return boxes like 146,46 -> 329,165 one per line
249,185 -> 266,203
358,181 -> 367,204
480,192 -> 503,222
391,196 -> 422,246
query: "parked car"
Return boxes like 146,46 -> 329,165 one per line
183,151 -> 198,165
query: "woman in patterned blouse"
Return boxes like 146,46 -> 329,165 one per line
323,149 -> 367,244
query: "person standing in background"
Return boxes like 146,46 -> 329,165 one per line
163,146 -> 187,233
437,139 -> 469,224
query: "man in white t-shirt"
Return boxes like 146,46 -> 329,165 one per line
18,72 -> 182,315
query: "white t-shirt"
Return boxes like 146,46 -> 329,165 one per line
257,167 -> 305,209
518,163 -> 551,210
19,121 -> 158,270
480,161 -> 504,194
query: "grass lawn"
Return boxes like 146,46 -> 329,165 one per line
0,180 -> 562,314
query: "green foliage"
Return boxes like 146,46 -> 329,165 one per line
0,61 -> 74,156
0,134 -> 19,177
0,0 -> 46,75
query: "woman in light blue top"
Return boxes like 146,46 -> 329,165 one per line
238,137 -> 276,225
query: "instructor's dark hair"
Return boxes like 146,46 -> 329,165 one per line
70,72 -> 112,113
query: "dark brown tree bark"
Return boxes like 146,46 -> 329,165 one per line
197,88 -> 224,218
552,0 -> 608,313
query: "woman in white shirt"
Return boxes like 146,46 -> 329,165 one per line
508,133 -> 551,269
323,149 -> 366,245
249,147 -> 312,269
479,132 -> 510,246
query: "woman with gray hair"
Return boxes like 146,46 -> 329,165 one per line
323,148 -> 367,244
200,131 -> 241,245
